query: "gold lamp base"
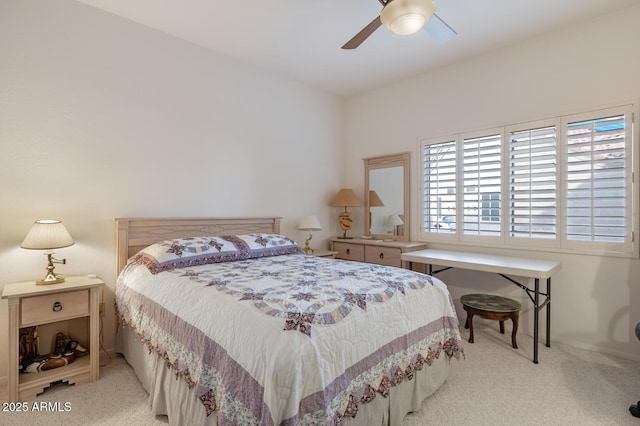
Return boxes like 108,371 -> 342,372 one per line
36,252 -> 66,285
303,233 -> 314,255
36,275 -> 65,285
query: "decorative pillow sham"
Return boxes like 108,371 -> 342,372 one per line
132,233 -> 302,274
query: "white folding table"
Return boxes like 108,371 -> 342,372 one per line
401,249 -> 561,363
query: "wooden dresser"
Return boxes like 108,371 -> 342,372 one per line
330,238 -> 427,268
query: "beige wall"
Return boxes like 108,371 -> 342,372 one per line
345,4 -> 640,359
0,0 -> 345,382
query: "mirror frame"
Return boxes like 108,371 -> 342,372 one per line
364,152 -> 410,241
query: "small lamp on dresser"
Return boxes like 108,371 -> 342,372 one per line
387,214 -> 404,236
21,219 -> 75,285
368,190 -> 384,233
298,216 -> 322,255
330,188 -> 361,239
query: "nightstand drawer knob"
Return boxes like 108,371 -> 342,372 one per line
379,253 -> 384,259
346,248 -> 351,255
52,301 -> 63,312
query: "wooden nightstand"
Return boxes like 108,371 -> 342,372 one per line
306,249 -> 338,259
1,275 -> 104,401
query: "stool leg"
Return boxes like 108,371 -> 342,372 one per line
511,312 -> 519,349
463,307 -> 470,329
499,320 -> 505,334
468,313 -> 475,344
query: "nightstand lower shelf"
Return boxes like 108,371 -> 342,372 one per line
18,355 -> 92,400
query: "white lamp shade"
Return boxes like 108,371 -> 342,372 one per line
381,0 -> 435,36
387,214 -> 405,227
21,220 -> 75,250
298,216 -> 322,231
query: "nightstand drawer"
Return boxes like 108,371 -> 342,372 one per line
365,246 -> 402,267
334,242 -> 365,262
21,290 -> 89,326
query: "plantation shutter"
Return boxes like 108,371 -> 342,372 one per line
565,113 -> 627,244
423,140 -> 456,233
509,125 -> 557,240
462,133 -> 502,236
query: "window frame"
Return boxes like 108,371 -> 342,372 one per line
419,103 -> 638,258
560,106 -> 635,255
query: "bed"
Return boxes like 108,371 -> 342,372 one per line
114,217 -> 463,425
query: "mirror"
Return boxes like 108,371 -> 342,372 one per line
364,153 -> 410,241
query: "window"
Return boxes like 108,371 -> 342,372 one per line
420,104 -> 637,257
507,122 -> 558,244
462,132 -> 501,236
423,139 -> 456,233
481,193 -> 500,222
563,109 -> 631,253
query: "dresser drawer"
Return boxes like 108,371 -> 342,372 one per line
365,246 -> 403,267
21,290 -> 89,326
333,242 -> 365,262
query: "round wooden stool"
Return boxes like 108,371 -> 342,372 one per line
461,293 -> 521,349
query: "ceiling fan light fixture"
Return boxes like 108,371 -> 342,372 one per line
380,0 -> 436,36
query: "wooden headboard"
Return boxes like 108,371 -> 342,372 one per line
115,217 -> 282,275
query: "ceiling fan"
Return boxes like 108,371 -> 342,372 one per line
342,0 -> 457,49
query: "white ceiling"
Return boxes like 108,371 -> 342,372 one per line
76,0 -> 640,97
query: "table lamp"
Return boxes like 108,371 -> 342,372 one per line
330,188 -> 361,239
21,219 -> 75,285
298,216 -> 322,255
387,214 -> 404,236
368,190 -> 384,233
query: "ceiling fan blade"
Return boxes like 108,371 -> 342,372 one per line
342,16 -> 382,50
424,13 -> 457,45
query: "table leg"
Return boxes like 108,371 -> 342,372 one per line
546,278 -> 551,348
511,311 -> 519,349
533,278 -> 539,364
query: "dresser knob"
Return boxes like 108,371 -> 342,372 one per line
346,248 -> 351,255
379,253 -> 384,259
52,301 -> 63,312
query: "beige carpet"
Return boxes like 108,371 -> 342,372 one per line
1,323 -> 639,426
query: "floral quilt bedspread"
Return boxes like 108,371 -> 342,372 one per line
116,253 -> 463,425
